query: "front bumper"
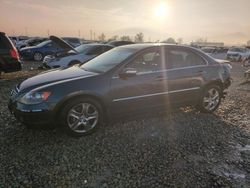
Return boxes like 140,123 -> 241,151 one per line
8,100 -> 56,126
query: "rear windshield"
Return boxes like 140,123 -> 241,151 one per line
0,35 -> 13,50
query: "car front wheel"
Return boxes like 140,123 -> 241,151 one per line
60,98 -> 103,137
33,52 -> 43,61
197,85 -> 222,113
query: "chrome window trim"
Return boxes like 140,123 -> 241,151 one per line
112,46 -> 209,79
112,87 -> 200,102
112,65 -> 208,79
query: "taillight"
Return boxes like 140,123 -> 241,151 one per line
10,48 -> 19,59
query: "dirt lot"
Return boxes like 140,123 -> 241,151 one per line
1,61 -> 250,187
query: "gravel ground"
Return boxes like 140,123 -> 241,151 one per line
1,61 -> 250,188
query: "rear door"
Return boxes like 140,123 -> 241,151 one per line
163,47 -> 208,105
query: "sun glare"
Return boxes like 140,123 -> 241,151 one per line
154,2 -> 168,18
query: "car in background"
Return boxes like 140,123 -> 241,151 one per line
19,40 -> 65,61
226,47 -> 250,62
201,47 -> 217,56
107,40 -> 134,47
62,37 -> 81,47
0,32 -> 22,74
17,37 -> 48,50
242,56 -> 250,67
9,36 -> 29,46
43,36 -> 114,69
9,44 -> 231,136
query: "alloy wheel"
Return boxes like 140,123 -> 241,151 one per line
67,103 -> 99,133
34,53 -> 43,61
202,88 -> 220,111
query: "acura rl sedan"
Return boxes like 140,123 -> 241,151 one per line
8,44 -> 231,136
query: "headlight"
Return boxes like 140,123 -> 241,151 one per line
19,91 -> 51,104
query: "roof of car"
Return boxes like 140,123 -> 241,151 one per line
83,43 -> 114,47
118,43 -> 187,50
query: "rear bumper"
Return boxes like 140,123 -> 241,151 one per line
2,60 -> 22,73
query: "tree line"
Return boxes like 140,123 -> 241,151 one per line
96,32 -> 183,44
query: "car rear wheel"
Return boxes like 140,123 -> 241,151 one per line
197,85 -> 222,113
33,52 -> 43,61
60,98 -> 103,137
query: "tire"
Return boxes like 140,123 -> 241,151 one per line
68,60 -> 80,67
59,97 -> 103,137
197,85 -> 222,113
33,52 -> 43,61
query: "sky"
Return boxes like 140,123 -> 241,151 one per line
0,0 -> 250,45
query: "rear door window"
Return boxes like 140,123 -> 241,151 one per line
168,48 -> 206,69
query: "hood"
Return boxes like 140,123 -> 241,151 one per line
19,66 -> 97,91
50,36 -> 77,53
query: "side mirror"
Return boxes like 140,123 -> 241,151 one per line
119,68 -> 137,78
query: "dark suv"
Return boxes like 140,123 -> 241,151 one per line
8,44 -> 231,136
0,32 -> 22,74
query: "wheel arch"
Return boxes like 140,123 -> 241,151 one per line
54,92 -> 109,123
202,80 -> 224,93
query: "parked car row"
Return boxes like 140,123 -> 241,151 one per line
201,47 -> 229,55
20,40 -> 65,61
226,47 -> 250,62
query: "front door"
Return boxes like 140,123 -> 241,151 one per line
110,48 -> 167,116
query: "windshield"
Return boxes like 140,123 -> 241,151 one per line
81,47 -> 135,73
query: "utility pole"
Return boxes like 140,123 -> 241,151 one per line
78,30 -> 81,38
25,27 -> 28,36
47,29 -> 50,37
90,30 -> 93,40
